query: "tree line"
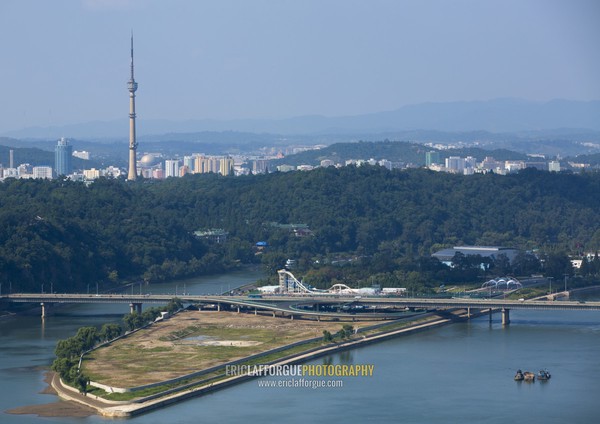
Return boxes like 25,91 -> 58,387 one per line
1,166 -> 599,294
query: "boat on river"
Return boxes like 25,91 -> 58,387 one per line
537,369 -> 551,380
523,371 -> 535,381
514,370 -> 524,381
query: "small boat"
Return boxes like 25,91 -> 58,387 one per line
523,371 -> 535,381
514,369 -> 524,381
537,369 -> 551,380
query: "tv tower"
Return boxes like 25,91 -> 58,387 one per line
127,33 -> 139,181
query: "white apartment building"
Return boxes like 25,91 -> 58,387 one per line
548,161 -> 561,172
165,159 -> 180,178
32,166 -> 53,179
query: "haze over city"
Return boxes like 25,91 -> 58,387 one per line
2,2 -> 600,423
1,0 -> 599,136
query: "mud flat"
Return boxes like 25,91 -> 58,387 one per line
5,373 -> 95,418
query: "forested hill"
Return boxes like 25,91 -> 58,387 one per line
274,141 -> 529,166
572,152 -> 600,166
1,167 -> 599,293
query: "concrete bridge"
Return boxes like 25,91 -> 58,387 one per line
247,294 -> 598,324
1,293 -> 410,320
2,293 -> 600,324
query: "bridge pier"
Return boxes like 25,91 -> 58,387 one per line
217,303 -> 221,312
489,309 -> 493,323
129,303 -> 142,314
501,308 -> 510,325
290,314 -> 294,320
467,307 -> 471,319
236,306 -> 240,314
272,311 -> 276,318
254,308 -> 257,315
40,302 -> 51,319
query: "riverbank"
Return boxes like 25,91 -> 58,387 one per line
38,307 -> 477,418
5,372 -> 96,418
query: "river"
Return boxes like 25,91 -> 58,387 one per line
1,274 -> 598,424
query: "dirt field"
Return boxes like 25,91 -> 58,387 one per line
83,311 -> 369,388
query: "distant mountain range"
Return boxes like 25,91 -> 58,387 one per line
3,98 -> 600,139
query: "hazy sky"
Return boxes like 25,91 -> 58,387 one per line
0,0 -> 599,132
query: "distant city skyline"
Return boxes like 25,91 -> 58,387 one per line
0,0 -> 599,134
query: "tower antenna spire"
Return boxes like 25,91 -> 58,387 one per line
130,31 -> 134,80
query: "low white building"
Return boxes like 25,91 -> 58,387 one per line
2,168 -> 18,178
32,166 -> 53,179
432,246 -> 520,267
83,168 -> 101,180
73,150 -> 91,160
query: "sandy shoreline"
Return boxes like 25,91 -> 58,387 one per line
5,372 -> 96,418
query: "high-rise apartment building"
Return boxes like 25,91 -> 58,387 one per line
445,156 -> 465,172
193,155 -> 232,175
193,155 -> 206,173
426,151 -> 441,167
183,155 -> 195,172
55,137 -> 72,176
252,159 -> 270,174
165,159 -> 180,178
219,157 -> 234,176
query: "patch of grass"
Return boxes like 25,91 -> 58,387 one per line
82,312 -> 381,388
505,287 -> 547,299
163,325 -> 201,341
99,340 -> 329,401
144,346 -> 174,353
90,316 -> 440,402
104,381 -> 191,401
